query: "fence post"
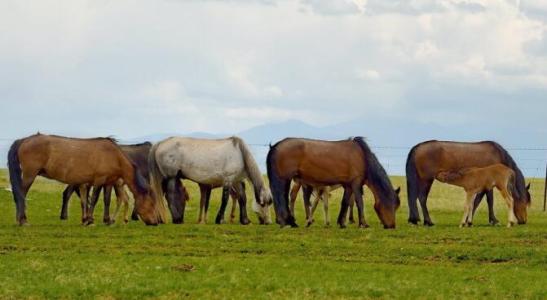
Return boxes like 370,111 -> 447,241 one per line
544,162 -> 546,212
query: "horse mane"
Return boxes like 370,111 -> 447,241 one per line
123,141 -> 152,147
45,134 -> 119,144
485,141 -> 528,203
352,137 -> 397,206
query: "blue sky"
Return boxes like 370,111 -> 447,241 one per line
1,1 -> 546,163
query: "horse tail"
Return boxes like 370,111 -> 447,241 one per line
8,138 -> 26,223
148,142 -> 169,223
232,136 -> 268,200
266,140 -> 295,226
406,144 -> 421,224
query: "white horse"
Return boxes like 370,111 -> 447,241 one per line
149,136 -> 272,224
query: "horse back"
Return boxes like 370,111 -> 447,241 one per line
272,138 -> 365,185
413,141 -> 502,179
18,134 -> 127,185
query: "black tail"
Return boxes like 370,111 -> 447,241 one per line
266,142 -> 296,227
8,139 -> 26,223
405,144 -> 420,224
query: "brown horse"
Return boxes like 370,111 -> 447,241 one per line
60,142 -> 153,225
406,140 -> 531,226
267,137 -> 400,229
7,134 -> 162,225
436,164 -> 518,227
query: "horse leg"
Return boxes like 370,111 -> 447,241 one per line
165,178 -> 184,224
120,186 -> 130,224
61,185 -> 76,220
229,189 -> 237,224
309,189 -> 322,225
302,185 -> 313,227
103,185 -> 114,225
289,182 -> 301,218
322,191 -> 330,226
235,182 -> 250,225
204,186 -> 212,223
215,187 -> 230,224
352,183 -> 367,228
348,193 -> 355,224
461,192 -> 475,228
198,184 -> 208,224
485,190 -> 499,225
337,187 -> 352,229
17,170 -> 38,225
231,196 -> 238,224
78,185 -> 90,225
112,184 -> 128,224
418,179 -> 435,226
86,186 -> 103,225
500,188 -> 517,227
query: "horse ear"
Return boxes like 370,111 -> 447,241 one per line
526,183 -> 531,190
395,187 -> 401,195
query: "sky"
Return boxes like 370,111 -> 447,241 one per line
1,0 -> 547,143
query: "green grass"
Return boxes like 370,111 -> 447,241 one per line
0,169 -> 545,299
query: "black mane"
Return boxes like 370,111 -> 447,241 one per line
352,137 -> 397,206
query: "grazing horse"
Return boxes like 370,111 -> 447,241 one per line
289,181 -> 356,226
149,136 -> 272,224
60,142 -> 153,225
406,140 -> 531,226
267,137 -> 401,229
436,164 -> 518,227
7,134 -> 162,225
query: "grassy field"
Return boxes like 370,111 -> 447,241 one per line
0,169 -> 545,299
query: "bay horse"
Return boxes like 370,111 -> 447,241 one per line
60,142 -> 154,225
406,140 -> 531,226
7,134 -> 162,225
148,136 -> 272,224
289,181 -> 356,226
267,137 -> 401,229
436,164 -> 518,227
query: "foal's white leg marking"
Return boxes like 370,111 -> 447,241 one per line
466,193 -> 476,226
500,188 -> 517,227
461,192 -> 475,227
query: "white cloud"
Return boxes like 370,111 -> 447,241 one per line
0,0 -> 546,141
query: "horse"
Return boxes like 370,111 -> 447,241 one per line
59,142 -> 153,225
406,140 -> 531,226
148,136 -> 273,224
267,137 -> 401,229
436,164 -> 518,227
7,134 -> 162,225
289,180 -> 356,226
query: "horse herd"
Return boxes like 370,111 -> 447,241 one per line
7,133 -> 531,229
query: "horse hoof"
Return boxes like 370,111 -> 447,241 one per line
338,223 -> 347,229
489,219 -> 500,226
348,219 -> 355,224
424,221 -> 435,227
240,219 -> 251,225
459,224 -> 465,228
408,218 -> 420,225
359,223 -> 370,229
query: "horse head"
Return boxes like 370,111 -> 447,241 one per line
253,187 -> 273,224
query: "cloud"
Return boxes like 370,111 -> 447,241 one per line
0,0 -> 545,143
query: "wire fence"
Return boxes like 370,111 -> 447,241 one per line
0,138 -> 546,210
0,139 -> 546,177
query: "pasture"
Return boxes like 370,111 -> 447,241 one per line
0,169 -> 545,299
